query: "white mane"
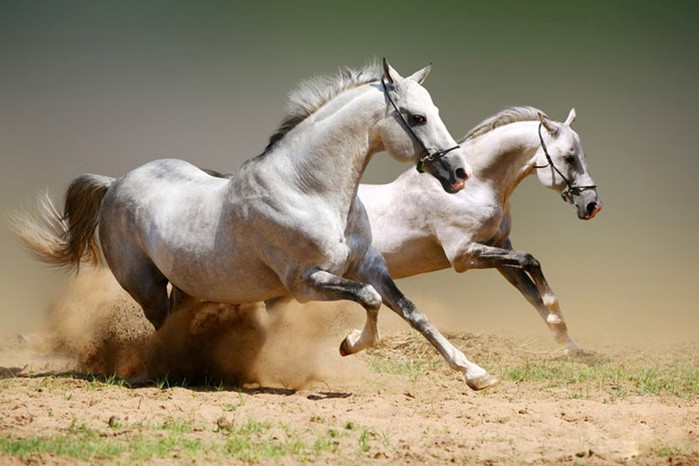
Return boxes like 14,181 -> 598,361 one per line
263,63 -> 383,152
460,106 -> 547,142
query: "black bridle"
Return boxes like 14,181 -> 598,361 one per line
381,79 -> 460,173
536,122 -> 596,202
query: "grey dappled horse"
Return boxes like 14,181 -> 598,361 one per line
15,60 -> 502,390
360,107 -> 602,353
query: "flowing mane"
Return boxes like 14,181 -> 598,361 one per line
262,63 -> 383,153
460,106 -> 548,142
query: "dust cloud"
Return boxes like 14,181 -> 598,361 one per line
30,269 -> 370,389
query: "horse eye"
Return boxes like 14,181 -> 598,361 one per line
563,154 -> 576,164
410,114 -> 427,126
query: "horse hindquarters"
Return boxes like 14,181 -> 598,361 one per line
98,186 -> 172,330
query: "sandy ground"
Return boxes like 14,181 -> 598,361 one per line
0,271 -> 697,465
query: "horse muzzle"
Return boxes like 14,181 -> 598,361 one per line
419,150 -> 470,193
581,200 -> 602,220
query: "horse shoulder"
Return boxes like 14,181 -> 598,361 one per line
434,183 -> 509,268
361,177 -> 438,244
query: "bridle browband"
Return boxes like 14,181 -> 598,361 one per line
381,79 -> 460,173
536,122 -> 596,202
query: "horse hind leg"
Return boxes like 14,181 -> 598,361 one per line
129,277 -> 170,330
111,261 -> 171,330
169,286 -> 199,312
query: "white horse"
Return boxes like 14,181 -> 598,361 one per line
359,107 -> 602,353
15,60 -> 501,390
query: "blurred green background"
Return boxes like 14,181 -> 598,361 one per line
1,1 -> 697,342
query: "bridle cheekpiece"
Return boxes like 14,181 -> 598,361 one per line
536,122 -> 596,202
381,79 -> 460,173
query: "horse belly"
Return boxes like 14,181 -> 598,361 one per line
380,236 -> 451,279
147,222 -> 287,304
169,257 -> 287,304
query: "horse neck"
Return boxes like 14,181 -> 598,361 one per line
264,85 -> 383,210
465,120 -> 541,203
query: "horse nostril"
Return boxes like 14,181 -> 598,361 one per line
455,167 -> 468,181
586,202 -> 597,215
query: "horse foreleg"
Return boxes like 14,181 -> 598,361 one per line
352,250 -> 499,391
300,268 -> 382,355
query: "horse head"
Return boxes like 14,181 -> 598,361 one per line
535,108 -> 602,220
376,58 -> 470,193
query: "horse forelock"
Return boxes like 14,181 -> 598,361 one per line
261,63 -> 383,154
460,106 -> 548,143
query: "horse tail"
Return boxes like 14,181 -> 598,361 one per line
11,174 -> 115,272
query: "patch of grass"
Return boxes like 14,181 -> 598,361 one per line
358,428 -> 371,453
368,355 -> 441,382
149,373 -> 193,390
86,373 -> 131,390
151,373 -> 171,390
365,332 -> 448,382
202,376 -> 227,391
160,417 -> 194,434
223,391 -> 246,411
1,415 -> 335,463
504,359 -> 699,399
657,446 -> 683,457
35,376 -> 61,391
0,427 -> 124,462
215,418 -> 347,462
104,373 -> 131,388
129,435 -> 206,461
222,419 -> 307,462
634,365 -> 699,397
314,434 -> 340,456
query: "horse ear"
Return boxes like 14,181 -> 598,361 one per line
407,62 -> 432,84
382,57 -> 403,86
564,107 -> 576,126
538,112 -> 559,136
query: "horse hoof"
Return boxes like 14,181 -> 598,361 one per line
339,329 -> 362,357
467,373 -> 499,391
565,345 -> 584,357
339,338 -> 351,357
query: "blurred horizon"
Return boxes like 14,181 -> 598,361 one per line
1,1 -> 697,344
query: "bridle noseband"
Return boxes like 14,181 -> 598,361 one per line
536,122 -> 596,202
381,79 -> 460,173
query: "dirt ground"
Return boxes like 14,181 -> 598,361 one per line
0,271 -> 697,465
